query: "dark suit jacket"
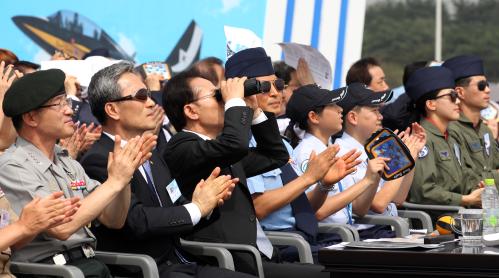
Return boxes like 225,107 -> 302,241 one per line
80,134 -> 193,265
164,106 -> 289,248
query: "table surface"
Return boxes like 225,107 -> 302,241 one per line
319,241 -> 499,277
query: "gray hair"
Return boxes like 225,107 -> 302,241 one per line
87,61 -> 135,124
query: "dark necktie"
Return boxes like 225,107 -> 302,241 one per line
142,160 -> 163,207
143,160 -> 192,264
279,163 -> 318,240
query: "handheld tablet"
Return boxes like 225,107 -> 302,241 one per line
142,62 -> 171,81
365,128 -> 392,153
364,128 -> 415,180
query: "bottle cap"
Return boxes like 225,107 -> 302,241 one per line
485,179 -> 496,186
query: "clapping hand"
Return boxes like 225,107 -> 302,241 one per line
322,149 -> 363,185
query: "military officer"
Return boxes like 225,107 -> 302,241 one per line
0,69 -> 153,277
443,55 -> 499,183
406,67 -> 483,220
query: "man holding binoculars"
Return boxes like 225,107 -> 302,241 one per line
162,47 -> 327,278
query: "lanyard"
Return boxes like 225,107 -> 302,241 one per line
338,181 -> 353,225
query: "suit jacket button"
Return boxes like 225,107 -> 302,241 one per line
249,214 -> 256,222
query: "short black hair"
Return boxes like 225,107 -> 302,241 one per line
190,57 -> 224,86
273,61 -> 295,84
455,76 -> 472,88
11,115 -> 23,131
402,61 -> 428,87
346,57 -> 381,86
162,70 -> 201,131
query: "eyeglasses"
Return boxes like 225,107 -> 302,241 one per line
433,91 -> 459,103
39,95 -> 73,111
190,90 -> 223,103
109,88 -> 151,103
261,79 -> 285,93
476,80 -> 490,91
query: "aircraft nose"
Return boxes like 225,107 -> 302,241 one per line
12,16 -> 29,27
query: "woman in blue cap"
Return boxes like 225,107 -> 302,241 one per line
406,66 -> 483,220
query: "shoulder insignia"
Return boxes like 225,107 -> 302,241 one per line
418,145 -> 429,159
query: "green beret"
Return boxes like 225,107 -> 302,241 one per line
3,69 -> 66,117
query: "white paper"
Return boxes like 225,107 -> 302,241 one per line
224,25 -> 262,59
41,56 -> 121,87
324,242 -> 349,249
363,236 -> 424,244
278,42 -> 332,89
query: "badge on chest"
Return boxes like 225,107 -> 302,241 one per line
166,179 -> 181,203
439,150 -> 451,160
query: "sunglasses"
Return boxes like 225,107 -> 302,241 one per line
109,88 -> 151,103
476,80 -> 490,91
261,79 -> 285,93
433,91 -> 459,103
190,90 -> 223,103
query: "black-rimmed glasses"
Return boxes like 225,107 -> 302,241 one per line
109,88 -> 151,103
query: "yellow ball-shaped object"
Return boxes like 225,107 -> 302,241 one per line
436,215 -> 455,235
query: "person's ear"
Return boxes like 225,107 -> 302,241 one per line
426,99 -> 437,112
184,104 -> 199,121
308,110 -> 320,125
455,86 -> 466,100
346,110 -> 358,126
104,103 -> 120,121
22,111 -> 39,127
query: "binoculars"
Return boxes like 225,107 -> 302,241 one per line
214,78 -> 285,100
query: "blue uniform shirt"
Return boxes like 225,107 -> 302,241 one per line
247,137 -> 296,230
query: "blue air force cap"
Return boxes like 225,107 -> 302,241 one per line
286,84 -> 347,125
442,55 -> 485,81
225,47 -> 274,78
405,67 -> 455,101
2,69 -> 66,117
337,83 -> 393,114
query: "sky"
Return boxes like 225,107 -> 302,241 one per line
1,0 -> 266,64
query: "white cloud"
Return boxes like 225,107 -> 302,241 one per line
32,49 -> 51,63
117,33 -> 136,57
221,0 -> 241,13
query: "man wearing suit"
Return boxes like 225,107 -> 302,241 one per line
80,62 -> 255,278
162,47 -> 328,278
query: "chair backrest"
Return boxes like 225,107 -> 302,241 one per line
11,252 -> 159,278
10,261 -> 85,278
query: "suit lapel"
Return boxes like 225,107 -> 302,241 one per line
102,135 -> 166,206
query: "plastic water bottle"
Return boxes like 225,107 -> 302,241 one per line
482,178 -> 499,235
